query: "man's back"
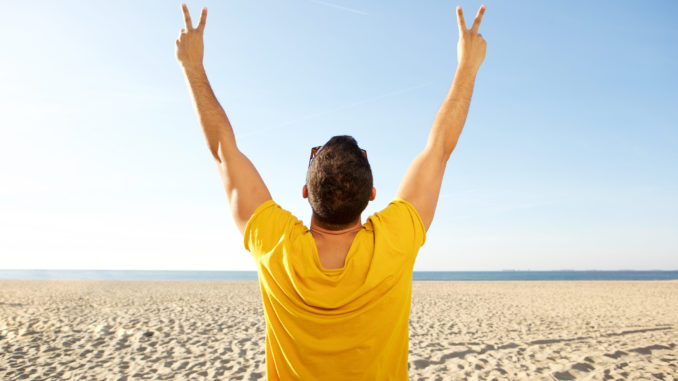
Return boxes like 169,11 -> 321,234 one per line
245,199 -> 426,380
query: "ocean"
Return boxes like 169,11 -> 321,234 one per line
1,270 -> 677,281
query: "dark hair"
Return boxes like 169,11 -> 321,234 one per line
306,135 -> 373,229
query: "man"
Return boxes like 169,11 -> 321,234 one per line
176,3 -> 486,379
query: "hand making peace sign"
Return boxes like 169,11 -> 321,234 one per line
176,4 -> 208,70
456,5 -> 487,72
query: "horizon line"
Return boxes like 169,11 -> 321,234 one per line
2,269 -> 677,272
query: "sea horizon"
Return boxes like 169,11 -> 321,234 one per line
1,269 -> 677,281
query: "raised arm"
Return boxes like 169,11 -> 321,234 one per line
176,4 -> 271,234
396,5 -> 487,231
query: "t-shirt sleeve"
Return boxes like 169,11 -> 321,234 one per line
371,197 -> 427,252
243,200 -> 300,261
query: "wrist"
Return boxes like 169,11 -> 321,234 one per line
181,62 -> 206,76
455,62 -> 479,76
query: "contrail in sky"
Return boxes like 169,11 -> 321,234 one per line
240,81 -> 433,138
308,0 -> 368,16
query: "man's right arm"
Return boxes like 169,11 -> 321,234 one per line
396,5 -> 487,231
176,4 -> 272,235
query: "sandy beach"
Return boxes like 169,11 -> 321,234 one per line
1,281 -> 676,380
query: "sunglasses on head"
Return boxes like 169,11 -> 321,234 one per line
309,145 -> 367,164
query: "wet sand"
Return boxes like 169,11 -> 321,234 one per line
1,280 -> 676,380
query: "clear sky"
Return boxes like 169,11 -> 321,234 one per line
1,0 -> 676,271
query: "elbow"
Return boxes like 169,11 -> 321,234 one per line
440,146 -> 454,163
426,129 -> 459,163
208,140 -> 225,164
210,140 -> 240,165
442,145 -> 456,162
211,150 -> 224,164
425,140 -> 456,165
441,136 -> 460,161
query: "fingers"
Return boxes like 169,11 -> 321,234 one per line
471,5 -> 486,34
456,6 -> 467,33
197,7 -> 207,31
181,3 -> 193,30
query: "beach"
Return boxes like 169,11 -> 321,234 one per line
1,281 -> 676,380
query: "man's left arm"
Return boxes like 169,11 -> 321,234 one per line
176,4 -> 271,234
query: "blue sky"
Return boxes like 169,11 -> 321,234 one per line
1,0 -> 676,270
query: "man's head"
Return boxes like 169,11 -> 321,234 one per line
303,135 -> 376,229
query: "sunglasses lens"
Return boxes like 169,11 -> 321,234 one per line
310,146 -> 322,161
309,146 -> 367,162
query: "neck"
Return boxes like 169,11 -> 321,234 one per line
310,214 -> 362,233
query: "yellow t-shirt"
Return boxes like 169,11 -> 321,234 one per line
244,198 -> 426,380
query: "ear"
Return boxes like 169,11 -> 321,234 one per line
302,184 -> 309,199
369,187 -> 376,201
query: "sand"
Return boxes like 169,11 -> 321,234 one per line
1,281 -> 676,380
